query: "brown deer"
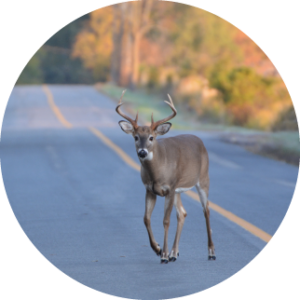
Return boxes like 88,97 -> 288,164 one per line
116,91 -> 215,263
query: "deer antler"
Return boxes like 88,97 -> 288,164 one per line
115,90 -> 139,129
151,94 -> 177,130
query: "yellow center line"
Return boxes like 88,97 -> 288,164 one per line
88,126 -> 140,172
185,190 -> 271,242
43,85 -> 272,243
42,85 -> 72,129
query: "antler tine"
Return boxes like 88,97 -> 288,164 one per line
118,89 -> 126,105
151,94 -> 177,130
115,90 -> 139,129
166,94 -> 174,106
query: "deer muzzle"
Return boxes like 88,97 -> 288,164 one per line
138,149 -> 148,158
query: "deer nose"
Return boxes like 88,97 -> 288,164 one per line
138,149 -> 148,158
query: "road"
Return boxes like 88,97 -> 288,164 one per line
1,85 -> 298,299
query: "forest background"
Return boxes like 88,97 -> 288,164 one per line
17,0 -> 297,134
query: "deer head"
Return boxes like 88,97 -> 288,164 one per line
116,90 -> 177,160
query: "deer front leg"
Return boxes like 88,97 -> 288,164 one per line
161,191 -> 175,264
169,193 -> 187,262
144,190 -> 161,256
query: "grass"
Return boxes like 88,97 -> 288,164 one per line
96,82 -> 195,130
221,131 -> 300,165
96,82 -> 300,166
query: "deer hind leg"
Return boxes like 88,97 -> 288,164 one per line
169,193 -> 187,262
196,182 -> 216,260
161,191 -> 175,264
144,190 -> 161,256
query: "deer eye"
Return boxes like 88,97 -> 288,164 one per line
134,136 -> 139,141
149,136 -> 153,141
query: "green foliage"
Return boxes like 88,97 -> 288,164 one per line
92,59 -> 110,82
147,67 -> 160,90
164,4 -> 243,78
166,4 -> 203,76
71,6 -> 113,83
16,54 -> 43,84
15,2 -> 294,133
45,15 -> 89,49
198,13 -> 243,75
272,106 -> 299,131
210,67 -> 278,126
40,48 -> 93,84
16,15 -> 92,84
211,67 -> 270,103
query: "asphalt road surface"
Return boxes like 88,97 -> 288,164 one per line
1,85 -> 298,299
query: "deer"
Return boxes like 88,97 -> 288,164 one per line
116,91 -> 216,263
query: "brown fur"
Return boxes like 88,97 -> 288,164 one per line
117,97 -> 215,262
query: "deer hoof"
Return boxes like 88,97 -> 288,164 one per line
208,255 -> 216,260
157,248 -> 162,256
161,252 -> 169,263
169,251 -> 179,262
161,258 -> 169,264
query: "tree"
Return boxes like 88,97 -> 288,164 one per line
110,2 -> 133,86
154,4 -> 243,79
74,1 -> 156,87
17,54 -> 43,84
210,67 -> 287,128
110,0 -> 156,88
72,6 -> 113,82
127,0 -> 155,89
17,15 -> 91,84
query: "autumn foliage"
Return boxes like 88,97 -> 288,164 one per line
18,1 -> 296,131
72,7 -> 113,81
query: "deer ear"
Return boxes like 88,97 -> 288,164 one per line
155,122 -> 172,135
118,120 -> 134,134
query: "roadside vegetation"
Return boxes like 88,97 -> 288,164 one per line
16,1 -> 299,165
99,82 -> 299,165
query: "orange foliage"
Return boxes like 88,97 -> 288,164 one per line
140,38 -> 167,66
235,30 -> 278,76
72,7 -> 113,70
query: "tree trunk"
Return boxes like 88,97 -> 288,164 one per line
130,32 -> 141,90
111,3 -> 133,87
111,1 -> 154,88
120,29 -> 132,86
110,5 -> 122,84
